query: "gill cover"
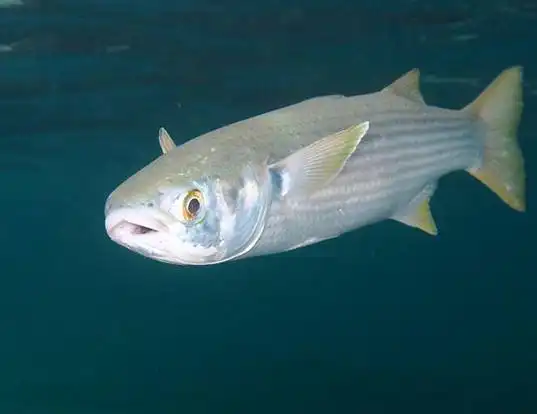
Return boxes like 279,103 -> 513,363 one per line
165,161 -> 273,266
211,162 -> 273,264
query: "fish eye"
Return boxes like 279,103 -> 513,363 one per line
182,189 -> 204,222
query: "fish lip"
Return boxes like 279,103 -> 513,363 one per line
105,207 -> 169,240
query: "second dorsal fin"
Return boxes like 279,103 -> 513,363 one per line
382,68 -> 425,104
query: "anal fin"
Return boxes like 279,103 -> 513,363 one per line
392,185 -> 438,236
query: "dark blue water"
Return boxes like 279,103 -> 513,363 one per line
1,1 -> 536,413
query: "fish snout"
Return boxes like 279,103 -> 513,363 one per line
105,207 -> 169,242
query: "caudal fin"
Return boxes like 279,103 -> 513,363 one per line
463,66 -> 525,212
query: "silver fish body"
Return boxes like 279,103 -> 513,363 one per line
105,67 -> 525,265
241,93 -> 483,258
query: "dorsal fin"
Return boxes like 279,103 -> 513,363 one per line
382,69 -> 425,104
158,127 -> 176,154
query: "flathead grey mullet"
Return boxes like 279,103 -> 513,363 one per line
105,66 -> 525,266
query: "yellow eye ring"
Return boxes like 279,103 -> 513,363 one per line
182,189 -> 203,222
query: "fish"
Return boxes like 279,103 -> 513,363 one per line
104,66 -> 525,266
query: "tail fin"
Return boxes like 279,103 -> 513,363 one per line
463,66 -> 525,212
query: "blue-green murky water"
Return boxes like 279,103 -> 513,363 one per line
1,1 -> 536,412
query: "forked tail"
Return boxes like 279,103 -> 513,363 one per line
463,66 -> 525,212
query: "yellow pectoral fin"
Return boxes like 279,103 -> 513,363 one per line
268,121 -> 370,198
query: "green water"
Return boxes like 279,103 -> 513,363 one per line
1,1 -> 536,412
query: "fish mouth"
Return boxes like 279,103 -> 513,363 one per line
105,207 -> 169,242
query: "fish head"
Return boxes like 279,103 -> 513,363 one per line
104,137 -> 273,266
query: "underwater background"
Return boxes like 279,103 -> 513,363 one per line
1,0 -> 536,412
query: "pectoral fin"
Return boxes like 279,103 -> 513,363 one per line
269,121 -> 370,198
158,127 -> 176,154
